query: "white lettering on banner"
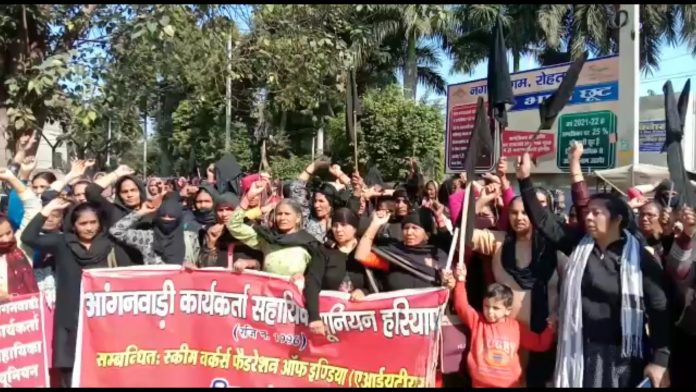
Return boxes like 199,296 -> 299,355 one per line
83,280 -> 176,318
380,298 -> 439,339
320,303 -> 378,339
0,341 -> 42,364
251,290 -> 309,327
0,296 -> 39,315
179,281 -> 249,318
0,313 -> 40,339
0,364 -> 39,387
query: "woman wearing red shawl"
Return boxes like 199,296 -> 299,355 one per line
0,168 -> 40,300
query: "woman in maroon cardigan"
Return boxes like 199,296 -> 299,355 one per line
0,214 -> 40,300
0,167 -> 40,300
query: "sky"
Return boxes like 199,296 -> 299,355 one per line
417,40 -> 696,102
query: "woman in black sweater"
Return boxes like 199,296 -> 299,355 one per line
515,152 -> 670,388
84,165 -> 147,266
22,199 -> 114,388
314,208 -> 377,298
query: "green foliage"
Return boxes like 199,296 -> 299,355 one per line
171,99 -> 254,174
4,3 -> 695,172
329,84 -> 444,182
269,154 -> 312,181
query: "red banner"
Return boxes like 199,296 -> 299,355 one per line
0,293 -> 52,387
74,267 -> 448,387
502,130 -> 555,158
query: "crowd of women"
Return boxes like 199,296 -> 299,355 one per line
0,132 -> 694,388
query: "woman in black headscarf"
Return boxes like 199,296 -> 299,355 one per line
197,192 -> 262,268
654,179 -> 681,210
85,165 -> 148,266
290,161 -> 352,242
182,184 -> 219,234
374,187 -> 413,243
355,207 -> 451,291
22,198 -> 115,387
109,193 -> 200,265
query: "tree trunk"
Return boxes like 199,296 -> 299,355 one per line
613,3 -> 621,53
0,106 -> 9,166
260,139 -> 270,172
403,31 -> 418,100
513,51 -> 521,72
279,110 -> 287,133
316,126 -> 324,156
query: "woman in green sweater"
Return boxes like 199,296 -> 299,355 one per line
227,179 -> 327,335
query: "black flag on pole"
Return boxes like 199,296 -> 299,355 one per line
461,97 -> 492,245
487,14 -> 515,128
538,52 -> 588,131
662,79 -> 695,207
524,52 -> 588,156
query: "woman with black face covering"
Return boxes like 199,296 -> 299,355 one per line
182,185 -> 219,234
85,165 -> 148,266
22,198 -> 116,387
109,193 -> 200,265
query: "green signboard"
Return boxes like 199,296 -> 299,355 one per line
556,110 -> 617,171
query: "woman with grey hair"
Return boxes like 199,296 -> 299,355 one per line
226,178 -> 328,336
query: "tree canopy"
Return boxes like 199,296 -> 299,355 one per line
1,4 -> 694,178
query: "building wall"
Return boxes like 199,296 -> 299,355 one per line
34,122 -> 68,170
0,122 -> 68,170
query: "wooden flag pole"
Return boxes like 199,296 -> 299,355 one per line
457,182 -> 473,269
444,228 -> 460,271
667,181 -> 676,209
351,68 -> 359,170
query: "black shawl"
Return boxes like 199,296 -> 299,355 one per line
500,230 -> 557,333
63,204 -> 114,267
372,241 -> 447,290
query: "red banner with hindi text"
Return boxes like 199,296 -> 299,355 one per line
0,292 -> 52,387
74,267 -> 448,387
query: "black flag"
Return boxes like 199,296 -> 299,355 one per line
461,97 -> 492,245
663,79 -> 695,207
525,52 -> 588,155
487,14 -> 515,128
538,51 -> 588,130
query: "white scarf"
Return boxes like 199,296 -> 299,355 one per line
554,230 -> 644,387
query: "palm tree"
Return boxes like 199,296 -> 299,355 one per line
371,5 -> 451,99
358,35 -> 447,96
536,4 -> 696,74
444,5 -> 555,74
